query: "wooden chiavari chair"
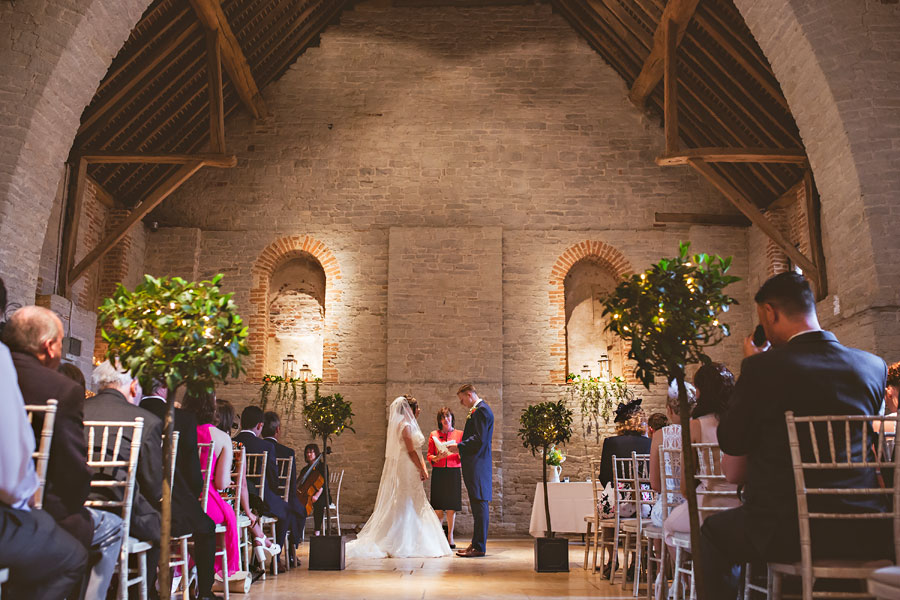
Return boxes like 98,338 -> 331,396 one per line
164,432 -> 191,600
608,455 -> 638,584
622,452 -> 655,595
584,458 -> 615,572
275,456 -> 294,571
244,452 -> 279,576
326,468 -> 344,536
24,399 -> 57,509
84,418 -> 146,600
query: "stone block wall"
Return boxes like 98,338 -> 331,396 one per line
144,3 -> 751,534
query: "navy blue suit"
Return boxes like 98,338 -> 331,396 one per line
458,400 -> 494,552
233,431 -> 292,546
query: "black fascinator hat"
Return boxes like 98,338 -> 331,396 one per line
614,397 -> 643,423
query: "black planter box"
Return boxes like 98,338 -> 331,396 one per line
309,535 -> 347,571
534,536 -> 569,573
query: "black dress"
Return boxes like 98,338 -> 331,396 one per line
299,462 -> 328,531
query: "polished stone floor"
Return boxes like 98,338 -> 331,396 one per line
249,538 -> 637,599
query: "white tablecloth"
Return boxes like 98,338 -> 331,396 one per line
528,481 -> 595,537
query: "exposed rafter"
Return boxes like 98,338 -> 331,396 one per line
189,0 -> 268,119
629,0 -> 700,106
656,147 -> 808,166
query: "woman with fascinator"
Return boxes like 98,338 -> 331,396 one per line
598,397 -> 651,487
346,395 -> 452,559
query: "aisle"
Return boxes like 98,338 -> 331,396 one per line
250,537 -> 637,599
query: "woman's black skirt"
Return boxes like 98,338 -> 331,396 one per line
430,466 -> 462,511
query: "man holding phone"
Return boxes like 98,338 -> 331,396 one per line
699,272 -> 890,598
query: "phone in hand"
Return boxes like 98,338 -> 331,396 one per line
752,324 -> 767,347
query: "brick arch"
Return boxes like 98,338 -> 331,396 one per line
548,241 -> 633,384
248,236 -> 342,382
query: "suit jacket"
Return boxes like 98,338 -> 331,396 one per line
140,396 -> 212,537
598,433 -> 651,487
718,330 -> 889,559
458,400 -> 494,501
85,388 -> 163,542
233,431 -> 289,520
264,437 -> 307,519
11,352 -> 93,547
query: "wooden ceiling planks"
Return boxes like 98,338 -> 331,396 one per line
71,0 -> 809,214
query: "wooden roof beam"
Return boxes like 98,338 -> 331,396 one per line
79,152 -> 237,167
655,212 -> 751,227
688,157 -> 819,279
68,161 -> 206,286
656,147 -> 808,166
189,0 -> 267,119
629,0 -> 700,107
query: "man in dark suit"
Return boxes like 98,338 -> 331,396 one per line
263,411 -> 306,560
704,272 -> 890,598
141,385 -> 219,600
3,305 -> 125,600
86,360 -> 163,598
234,405 -> 291,549
446,383 -> 494,558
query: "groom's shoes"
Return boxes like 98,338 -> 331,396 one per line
456,546 -> 485,558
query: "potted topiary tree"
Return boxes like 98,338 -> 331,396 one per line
302,384 -> 354,570
99,274 -> 248,600
518,399 -> 574,572
600,242 -> 739,600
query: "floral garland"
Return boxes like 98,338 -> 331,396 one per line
259,374 -> 318,421
563,373 -> 634,440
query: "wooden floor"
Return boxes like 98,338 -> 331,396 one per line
249,537 -> 637,599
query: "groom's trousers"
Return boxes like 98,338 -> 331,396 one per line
471,498 -> 490,553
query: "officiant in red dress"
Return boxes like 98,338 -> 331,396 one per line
427,407 -> 463,549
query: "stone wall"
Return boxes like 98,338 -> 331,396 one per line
147,3 -> 751,533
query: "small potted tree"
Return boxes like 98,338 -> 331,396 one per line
99,274 -> 248,599
302,385 -> 354,570
518,399 -> 574,572
601,242 -> 739,600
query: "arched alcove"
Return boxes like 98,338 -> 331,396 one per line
564,258 -> 625,380
549,241 -> 633,383
249,235 -> 341,381
266,253 -> 326,377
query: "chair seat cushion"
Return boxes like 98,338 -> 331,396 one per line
259,516 -> 277,524
869,566 -> 900,597
238,514 -> 251,527
642,524 -> 664,539
127,537 -> 152,553
670,531 -> 691,548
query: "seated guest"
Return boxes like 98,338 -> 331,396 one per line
182,391 -> 241,582
142,384 -> 218,600
3,306 -> 121,600
874,361 -> 899,434
647,412 -> 669,439
598,398 -> 650,487
663,363 -> 739,546
226,403 -> 284,560
87,361 -> 163,598
298,444 -> 328,536
0,336 -> 87,599
703,272 -> 891,598
263,411 -> 307,555
649,380 -> 697,527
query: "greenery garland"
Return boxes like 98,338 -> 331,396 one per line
563,374 -> 634,440
260,374 -> 319,421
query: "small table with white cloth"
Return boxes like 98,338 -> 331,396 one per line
528,481 -> 596,537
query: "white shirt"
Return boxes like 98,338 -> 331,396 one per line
239,429 -> 259,437
0,342 -> 39,510
788,328 -> 822,342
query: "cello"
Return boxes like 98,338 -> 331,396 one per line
296,450 -> 326,516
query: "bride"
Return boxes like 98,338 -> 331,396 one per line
346,395 -> 452,558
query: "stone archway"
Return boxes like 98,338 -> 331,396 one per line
0,0 -> 152,304
248,235 -> 342,382
548,240 -> 633,383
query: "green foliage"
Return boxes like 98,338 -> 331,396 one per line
98,274 -> 248,395
601,242 -> 740,386
518,400 -> 574,457
259,374 -> 322,421
563,375 -> 634,436
302,390 -> 355,443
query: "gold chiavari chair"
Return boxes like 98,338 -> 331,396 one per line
24,399 -> 57,509
84,418 -> 147,600
767,412 -> 900,600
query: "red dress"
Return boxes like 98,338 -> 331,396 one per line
428,429 -> 463,511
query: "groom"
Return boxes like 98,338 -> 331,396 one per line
446,383 -> 494,558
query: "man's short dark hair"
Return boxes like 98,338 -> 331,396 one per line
754,272 -> 816,316
648,412 -> 668,433
262,411 -> 281,438
241,405 -> 265,430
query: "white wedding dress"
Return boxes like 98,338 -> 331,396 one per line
346,397 -> 452,559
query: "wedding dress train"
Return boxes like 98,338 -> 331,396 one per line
346,397 -> 452,559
